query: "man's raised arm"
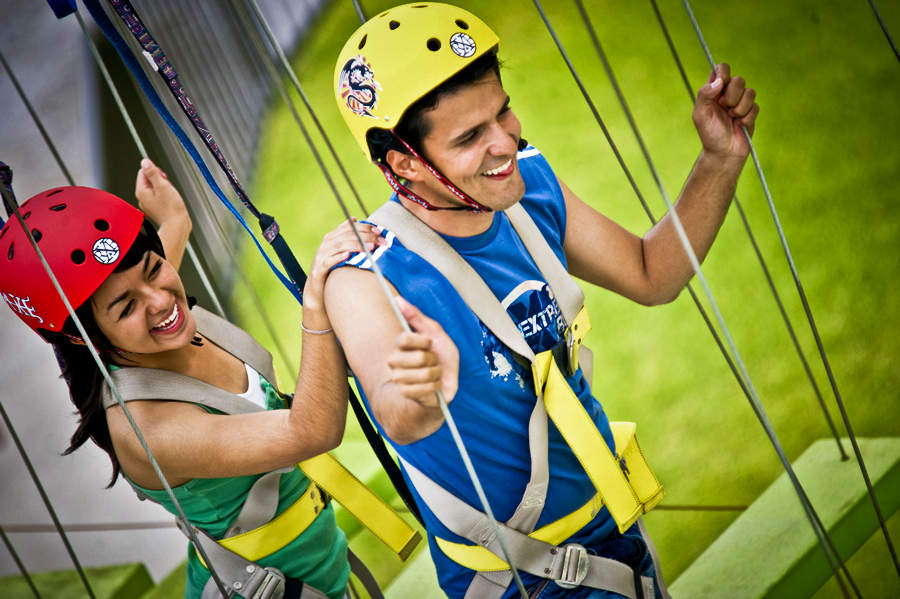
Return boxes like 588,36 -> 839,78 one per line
562,62 -> 759,306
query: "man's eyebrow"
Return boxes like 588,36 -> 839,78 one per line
449,95 -> 511,145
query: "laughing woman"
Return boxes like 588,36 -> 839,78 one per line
0,160 -> 400,599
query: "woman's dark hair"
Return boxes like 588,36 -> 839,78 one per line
45,219 -> 164,487
366,50 -> 502,165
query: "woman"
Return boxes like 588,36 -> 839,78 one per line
0,160 -> 451,599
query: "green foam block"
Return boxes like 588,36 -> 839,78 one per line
669,437 -> 900,598
0,562 -> 154,599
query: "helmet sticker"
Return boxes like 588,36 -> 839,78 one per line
1,291 -> 44,323
92,238 -> 121,265
338,56 -> 382,119
450,33 -> 476,58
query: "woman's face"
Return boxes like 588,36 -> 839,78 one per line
89,251 -> 196,355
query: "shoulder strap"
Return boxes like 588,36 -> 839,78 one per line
369,202 -> 536,362
504,203 -> 584,326
193,306 -> 277,385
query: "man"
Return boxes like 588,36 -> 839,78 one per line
326,4 -> 758,598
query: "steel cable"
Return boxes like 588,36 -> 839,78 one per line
866,0 -> 900,63
241,0 -> 369,216
681,0 -> 900,578
0,524 -> 42,598
530,0 -> 851,595
643,0 -> 847,461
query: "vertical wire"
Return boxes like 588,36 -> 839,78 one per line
351,0 -> 368,23
74,10 -> 228,319
529,1 -> 851,595
0,48 -> 75,186
0,182 -> 232,598
681,0 -> 900,578
0,511 -> 46,598
242,0 -> 369,216
0,399 -> 96,599
644,0 -> 848,462
866,0 -> 900,63
570,3 -> 859,591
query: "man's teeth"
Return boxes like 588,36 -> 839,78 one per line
154,304 -> 179,330
482,159 -> 512,176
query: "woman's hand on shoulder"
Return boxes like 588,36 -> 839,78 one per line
303,218 -> 385,318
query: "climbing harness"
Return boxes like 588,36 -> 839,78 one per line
679,0 -> 900,581
368,197 -> 667,599
100,307 -> 421,599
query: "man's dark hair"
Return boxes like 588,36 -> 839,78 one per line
366,50 -> 501,165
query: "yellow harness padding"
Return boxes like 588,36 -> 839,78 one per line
201,454 -> 422,568
534,308 -> 664,534
433,421 -> 661,573
299,453 -> 422,561
199,481 -> 326,567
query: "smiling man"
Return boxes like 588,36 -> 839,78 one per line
326,4 -> 757,599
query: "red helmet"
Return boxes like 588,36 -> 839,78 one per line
0,187 -> 145,339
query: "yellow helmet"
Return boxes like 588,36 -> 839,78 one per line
334,3 -> 500,161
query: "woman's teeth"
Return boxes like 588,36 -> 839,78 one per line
482,159 -> 512,176
153,304 -> 179,331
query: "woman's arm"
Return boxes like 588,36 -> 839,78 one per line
107,220 -> 387,489
134,159 -> 191,270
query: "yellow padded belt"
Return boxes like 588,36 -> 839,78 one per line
299,453 -> 422,561
433,421 -> 661,573
199,481 -> 325,567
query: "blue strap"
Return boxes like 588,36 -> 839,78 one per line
46,0 -> 76,19
80,0 -> 302,303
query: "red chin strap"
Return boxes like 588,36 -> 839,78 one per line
374,130 -> 492,214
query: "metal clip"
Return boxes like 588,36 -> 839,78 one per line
555,544 -> 589,589
250,567 -> 286,599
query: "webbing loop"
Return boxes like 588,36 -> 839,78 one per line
81,0 -> 303,302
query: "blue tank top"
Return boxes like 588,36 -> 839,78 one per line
342,147 -> 617,598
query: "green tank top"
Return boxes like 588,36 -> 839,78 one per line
124,370 -> 350,599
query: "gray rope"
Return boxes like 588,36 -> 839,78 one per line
645,0 -> 847,463
0,184 -> 230,599
351,0 -> 368,24
3,521 -> 177,533
0,47 -> 75,186
74,11 -> 227,320
867,0 -> 900,63
0,495 -> 47,599
241,0 -> 369,216
530,0 -> 850,595
681,0 -> 900,579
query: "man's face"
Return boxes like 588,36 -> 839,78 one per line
414,71 -> 525,212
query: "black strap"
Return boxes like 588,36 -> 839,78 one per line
348,388 -> 424,527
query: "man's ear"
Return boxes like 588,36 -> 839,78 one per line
385,149 -> 425,183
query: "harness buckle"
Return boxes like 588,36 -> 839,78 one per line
250,567 -> 285,599
555,544 -> 588,589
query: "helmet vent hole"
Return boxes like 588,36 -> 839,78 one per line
71,249 -> 86,265
47,189 -> 64,197
50,203 -> 67,212
94,219 -> 110,232
23,211 -> 31,220
358,34 -> 367,50
31,230 -> 42,243
427,38 -> 441,52
456,19 -> 469,30
7,242 -> 13,261
0,227 -> 8,239
412,4 -> 428,7
389,20 -> 400,30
